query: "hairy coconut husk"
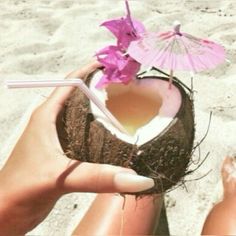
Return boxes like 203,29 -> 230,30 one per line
57,70 -> 195,195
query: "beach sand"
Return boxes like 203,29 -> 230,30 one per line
0,0 -> 235,235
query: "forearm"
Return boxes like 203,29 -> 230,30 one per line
0,188 -> 30,236
0,169 -> 59,236
0,191 -> 58,236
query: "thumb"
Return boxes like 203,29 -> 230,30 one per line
56,161 -> 154,194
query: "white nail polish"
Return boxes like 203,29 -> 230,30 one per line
114,172 -> 155,193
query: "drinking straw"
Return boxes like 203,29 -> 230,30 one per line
6,79 -> 128,134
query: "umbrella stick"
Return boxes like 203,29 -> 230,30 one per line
6,79 -> 129,134
151,67 -> 192,92
169,70 -> 174,89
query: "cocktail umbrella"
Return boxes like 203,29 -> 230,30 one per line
128,21 -> 226,87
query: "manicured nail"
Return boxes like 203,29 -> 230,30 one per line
114,172 -> 155,193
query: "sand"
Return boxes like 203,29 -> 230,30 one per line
0,0 -> 235,235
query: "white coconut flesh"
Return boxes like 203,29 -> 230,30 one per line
89,71 -> 182,146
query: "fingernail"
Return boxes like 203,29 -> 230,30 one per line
114,172 -> 155,193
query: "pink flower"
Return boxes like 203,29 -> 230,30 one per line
101,18 -> 145,50
96,1 -> 144,88
96,46 -> 140,88
101,0 -> 145,50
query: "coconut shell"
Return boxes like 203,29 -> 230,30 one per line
57,71 -> 195,195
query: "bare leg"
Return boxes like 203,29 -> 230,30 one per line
72,193 -> 163,235
202,156 -> 236,235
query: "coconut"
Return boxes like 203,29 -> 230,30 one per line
57,70 -> 195,195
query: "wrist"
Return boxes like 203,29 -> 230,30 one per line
0,169 -> 15,210
0,168 -> 60,235
0,171 -> 20,235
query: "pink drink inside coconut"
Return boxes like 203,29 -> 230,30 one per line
106,84 -> 163,134
90,72 -> 182,145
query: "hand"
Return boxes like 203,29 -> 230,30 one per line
0,62 -> 154,235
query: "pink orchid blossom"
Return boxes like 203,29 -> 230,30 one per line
101,19 -> 145,50
96,46 -> 140,88
101,0 -> 145,50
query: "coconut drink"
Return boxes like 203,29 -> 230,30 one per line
58,69 -> 195,194
6,0 -> 225,195
55,1 -> 196,194
56,0 -> 225,195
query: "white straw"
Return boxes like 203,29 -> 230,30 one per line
6,79 -> 83,89
6,79 -> 128,134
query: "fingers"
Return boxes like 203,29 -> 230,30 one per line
221,156 -> 232,180
221,156 -> 236,181
221,156 -> 236,197
64,60 -> 101,79
57,161 -> 154,194
45,61 -> 101,121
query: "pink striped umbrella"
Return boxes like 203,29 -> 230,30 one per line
128,21 -> 225,85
